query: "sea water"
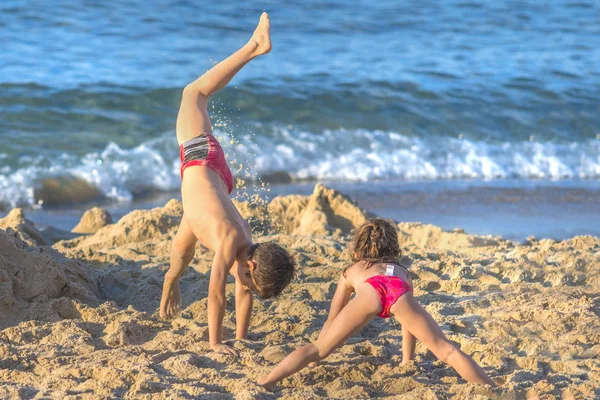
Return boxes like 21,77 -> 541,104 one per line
1,0 -> 599,239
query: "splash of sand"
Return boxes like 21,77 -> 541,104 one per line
0,184 -> 598,399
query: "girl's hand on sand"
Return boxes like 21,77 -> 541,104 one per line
257,376 -> 273,390
210,343 -> 239,357
309,361 -> 320,368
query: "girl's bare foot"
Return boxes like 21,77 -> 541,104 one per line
249,12 -> 271,56
160,274 -> 181,319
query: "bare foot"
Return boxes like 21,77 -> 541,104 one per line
160,274 -> 181,319
249,12 -> 271,56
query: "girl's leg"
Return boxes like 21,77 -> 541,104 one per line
402,325 -> 416,365
258,289 -> 380,389
392,294 -> 496,386
176,12 -> 271,144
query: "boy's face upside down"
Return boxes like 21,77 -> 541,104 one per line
236,258 -> 258,293
244,242 -> 296,299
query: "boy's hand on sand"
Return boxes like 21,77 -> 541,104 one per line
210,343 -> 239,357
309,361 -> 320,368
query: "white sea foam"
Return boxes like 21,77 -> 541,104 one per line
1,128 -> 599,209
233,128 -> 600,182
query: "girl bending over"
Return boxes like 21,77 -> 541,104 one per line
258,218 -> 495,388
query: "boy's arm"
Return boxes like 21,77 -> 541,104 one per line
317,274 -> 353,341
208,242 -> 238,356
233,262 -> 253,340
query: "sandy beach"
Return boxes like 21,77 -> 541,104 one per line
0,183 -> 598,399
2,1 -> 599,398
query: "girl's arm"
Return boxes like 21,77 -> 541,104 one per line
316,274 -> 353,341
401,325 -> 416,364
401,272 -> 416,364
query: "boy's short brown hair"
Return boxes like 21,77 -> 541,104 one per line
248,242 -> 295,299
349,218 -> 401,266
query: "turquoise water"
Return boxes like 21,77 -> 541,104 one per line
1,1 -> 599,238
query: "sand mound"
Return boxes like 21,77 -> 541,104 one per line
0,208 -> 77,246
0,228 -> 99,330
72,207 -> 114,234
398,222 -> 504,250
59,199 -> 183,252
0,208 -> 49,246
269,183 -> 371,236
553,234 -> 600,251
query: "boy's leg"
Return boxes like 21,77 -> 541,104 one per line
392,294 -> 496,386
176,12 -> 271,144
160,13 -> 272,320
160,218 -> 197,318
